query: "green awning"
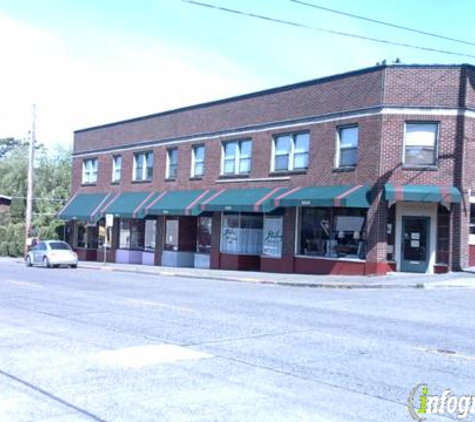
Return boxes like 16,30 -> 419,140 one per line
384,184 -> 462,203
200,187 -> 287,213
57,192 -> 111,222
145,189 -> 215,216
273,185 -> 371,208
101,191 -> 158,218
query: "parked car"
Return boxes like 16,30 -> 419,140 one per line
25,240 -> 78,268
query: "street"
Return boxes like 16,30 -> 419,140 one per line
0,259 -> 474,421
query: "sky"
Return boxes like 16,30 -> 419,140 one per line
0,0 -> 474,149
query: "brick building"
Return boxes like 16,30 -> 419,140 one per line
59,64 -> 475,275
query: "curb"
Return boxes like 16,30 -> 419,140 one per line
78,263 -> 419,289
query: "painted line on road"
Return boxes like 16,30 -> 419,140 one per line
3,280 -> 44,290
126,298 -> 195,313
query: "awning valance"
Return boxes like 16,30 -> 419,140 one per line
145,189 -> 214,216
101,191 -> 158,218
57,192 -> 111,222
200,187 -> 287,213
384,184 -> 462,203
273,185 -> 371,208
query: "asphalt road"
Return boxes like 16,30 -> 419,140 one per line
0,259 -> 474,422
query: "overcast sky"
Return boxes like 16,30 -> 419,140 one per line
0,0 -> 474,148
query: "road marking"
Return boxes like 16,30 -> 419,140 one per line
3,280 -> 44,289
95,344 -> 213,368
126,298 -> 194,313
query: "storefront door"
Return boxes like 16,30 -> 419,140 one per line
401,216 -> 430,273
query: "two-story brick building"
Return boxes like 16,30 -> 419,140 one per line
59,64 -> 475,275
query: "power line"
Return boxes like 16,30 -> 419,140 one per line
182,0 -> 475,60
290,0 -> 475,48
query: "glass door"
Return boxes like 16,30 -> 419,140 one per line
401,216 -> 430,273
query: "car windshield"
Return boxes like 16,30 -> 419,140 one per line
49,242 -> 71,251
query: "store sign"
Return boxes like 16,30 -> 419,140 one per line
106,214 -> 114,227
263,216 -> 283,258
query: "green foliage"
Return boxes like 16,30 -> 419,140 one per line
0,142 -> 71,256
0,138 -> 20,160
0,223 -> 25,256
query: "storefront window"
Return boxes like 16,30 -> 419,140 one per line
470,204 -> 475,242
437,206 -> 450,264
197,216 -> 212,254
221,212 -> 263,255
165,217 -> 179,251
144,219 -> 156,252
119,219 -> 144,249
76,222 -> 98,249
298,207 -> 366,259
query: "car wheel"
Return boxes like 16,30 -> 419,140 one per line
71,264 -> 77,269
43,257 -> 51,268
25,256 -> 32,267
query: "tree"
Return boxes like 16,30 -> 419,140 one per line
0,142 -> 72,256
0,138 -> 20,160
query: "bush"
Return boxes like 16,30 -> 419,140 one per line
0,222 -> 25,257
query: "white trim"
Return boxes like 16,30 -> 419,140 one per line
221,139 -> 252,176
191,144 -> 205,178
82,158 -> 98,184
74,106 -> 475,158
395,202 -> 437,274
336,125 -> 359,168
381,107 -> 475,118
216,176 -> 290,184
402,122 -> 439,166
111,155 -> 122,182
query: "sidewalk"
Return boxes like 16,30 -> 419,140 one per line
77,260 -> 475,289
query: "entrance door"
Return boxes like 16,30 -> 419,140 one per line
401,216 -> 430,273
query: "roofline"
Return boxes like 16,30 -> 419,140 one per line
75,63 -> 475,134
0,195 -> 12,201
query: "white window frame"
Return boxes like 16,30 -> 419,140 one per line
191,144 -> 205,177
133,151 -> 153,181
112,155 -> 122,182
336,125 -> 358,168
166,148 -> 178,179
82,158 -> 98,184
221,139 -> 252,176
271,132 -> 309,172
403,122 -> 439,167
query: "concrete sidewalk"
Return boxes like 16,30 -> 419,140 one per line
76,259 -> 475,289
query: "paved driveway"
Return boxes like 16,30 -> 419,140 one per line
1,259 -> 474,421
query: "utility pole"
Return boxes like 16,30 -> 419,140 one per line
25,104 -> 36,254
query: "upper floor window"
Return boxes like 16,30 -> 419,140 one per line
133,151 -> 153,181
337,126 -> 358,168
222,139 -> 252,175
191,145 -> 205,177
404,122 -> 438,166
82,158 -> 98,185
272,132 -> 309,172
112,155 -> 122,182
166,148 -> 178,180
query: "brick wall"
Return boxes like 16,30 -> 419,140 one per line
74,67 -> 385,154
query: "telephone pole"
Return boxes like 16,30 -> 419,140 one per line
25,104 -> 36,254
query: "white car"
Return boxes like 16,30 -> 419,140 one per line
25,240 -> 78,268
